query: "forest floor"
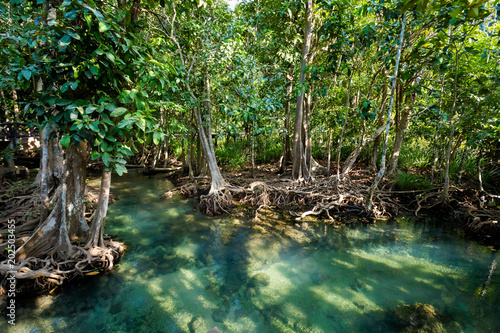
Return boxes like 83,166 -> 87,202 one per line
168,161 -> 500,247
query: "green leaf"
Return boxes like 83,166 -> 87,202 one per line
118,118 -> 134,128
121,146 -> 134,156
21,68 -> 31,81
89,122 -> 99,132
115,163 -> 127,176
61,134 -> 71,148
105,52 -> 116,63
450,7 -> 462,18
58,35 -> 72,49
99,21 -> 110,32
65,9 -> 78,20
153,131 -> 162,145
101,141 -> 108,152
66,30 -> 80,40
85,106 -> 97,114
102,152 -> 111,166
110,107 -> 127,117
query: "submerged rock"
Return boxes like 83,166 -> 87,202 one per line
390,303 -> 455,333
310,272 -> 331,285
248,273 -> 271,288
211,308 -> 227,323
188,315 -> 207,333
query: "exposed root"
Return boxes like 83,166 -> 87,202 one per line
0,178 -> 125,298
171,166 -> 500,242
0,238 -> 125,296
199,187 -> 234,216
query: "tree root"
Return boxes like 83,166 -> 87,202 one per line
0,178 -> 126,298
199,187 -> 234,216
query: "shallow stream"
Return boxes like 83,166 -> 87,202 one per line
2,173 -> 499,332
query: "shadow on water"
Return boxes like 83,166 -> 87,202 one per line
1,173 -> 499,332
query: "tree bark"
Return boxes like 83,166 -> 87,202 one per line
0,89 -> 8,121
87,170 -> 111,248
457,145 -> 467,185
280,80 -> 293,173
387,79 -> 417,176
66,142 -> 89,239
17,158 -> 73,260
367,13 -> 406,211
292,0 -> 313,180
442,44 -> 460,199
11,89 -> 20,122
196,75 -> 227,192
430,74 -> 446,183
369,87 -> 388,170
342,123 -> 386,176
337,77 -> 352,180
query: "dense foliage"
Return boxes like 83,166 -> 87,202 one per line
1,0 -> 499,190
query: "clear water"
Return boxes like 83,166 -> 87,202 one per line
2,173 -> 499,332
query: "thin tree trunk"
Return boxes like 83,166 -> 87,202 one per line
431,74 -> 446,183
304,90 -> 313,181
87,170 -> 111,248
0,89 -> 8,121
280,81 -> 293,173
251,118 -> 255,178
478,147 -> 484,192
292,0 -> 313,180
337,78 -> 352,180
327,130 -> 332,175
40,125 -> 50,222
342,123 -> 386,176
11,89 -> 20,123
367,13 -> 406,211
457,145 -> 467,185
194,107 -> 226,192
370,88 -> 388,170
443,44 -> 460,199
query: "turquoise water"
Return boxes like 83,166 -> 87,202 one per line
2,173 -> 499,332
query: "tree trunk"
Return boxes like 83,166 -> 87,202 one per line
342,123 -> 386,176
387,80 -> 417,176
87,170 -> 111,248
430,74 -> 446,184
337,78 -> 353,179
327,130 -> 332,175
66,142 -> 89,239
280,80 -> 293,173
251,118 -> 255,178
11,89 -> 20,123
0,89 -> 8,121
303,90 -> 314,181
197,75 -> 227,192
292,0 -> 313,181
367,13 -> 406,211
457,145 -> 467,185
40,125 -> 51,222
442,44 -> 460,199
369,88 -> 388,170
17,158 -> 73,260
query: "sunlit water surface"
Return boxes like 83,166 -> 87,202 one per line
2,173 -> 499,332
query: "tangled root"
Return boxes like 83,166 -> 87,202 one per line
199,188 -> 234,216
0,178 -> 125,298
0,238 -> 125,297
